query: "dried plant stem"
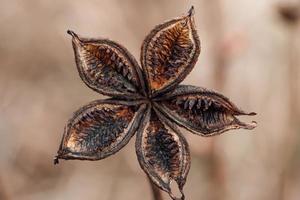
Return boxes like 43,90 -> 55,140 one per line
107,160 -> 122,200
279,9 -> 300,199
0,175 -> 10,200
203,0 -> 227,199
148,177 -> 163,200
287,22 -> 299,131
205,0 -> 227,200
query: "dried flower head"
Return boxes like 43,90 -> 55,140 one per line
54,6 -> 257,200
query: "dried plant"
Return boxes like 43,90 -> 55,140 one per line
54,7 -> 257,200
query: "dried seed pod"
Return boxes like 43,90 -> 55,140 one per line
68,30 -> 146,99
56,6 -> 257,199
141,6 -> 200,97
136,107 -> 190,200
154,85 -> 257,136
55,100 -> 146,162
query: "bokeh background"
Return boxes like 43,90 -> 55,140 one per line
0,0 -> 300,200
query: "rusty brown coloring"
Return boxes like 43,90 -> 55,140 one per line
55,6 -> 257,200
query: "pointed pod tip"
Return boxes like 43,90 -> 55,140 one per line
187,6 -> 195,17
243,120 -> 257,130
168,182 -> 185,200
249,121 -> 257,129
67,30 -> 81,42
248,112 -> 257,116
169,192 -> 185,200
179,188 -> 185,200
234,117 -> 257,130
67,30 -> 75,36
54,156 -> 59,165
236,110 -> 257,116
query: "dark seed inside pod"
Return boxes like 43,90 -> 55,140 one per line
144,113 -> 180,177
158,91 -> 256,135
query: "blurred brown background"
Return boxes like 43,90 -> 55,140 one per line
0,0 -> 300,200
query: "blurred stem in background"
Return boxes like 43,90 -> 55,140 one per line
203,0 -> 227,200
0,175 -> 10,200
277,2 -> 300,199
148,177 -> 163,200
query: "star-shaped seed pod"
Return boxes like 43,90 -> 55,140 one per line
55,6 -> 257,200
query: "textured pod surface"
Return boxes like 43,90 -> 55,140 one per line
68,30 -> 146,99
154,85 -> 257,136
136,107 -> 190,200
56,100 -> 146,161
141,7 -> 200,97
56,6 -> 257,199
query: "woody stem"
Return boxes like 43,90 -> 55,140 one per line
148,176 -> 163,200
